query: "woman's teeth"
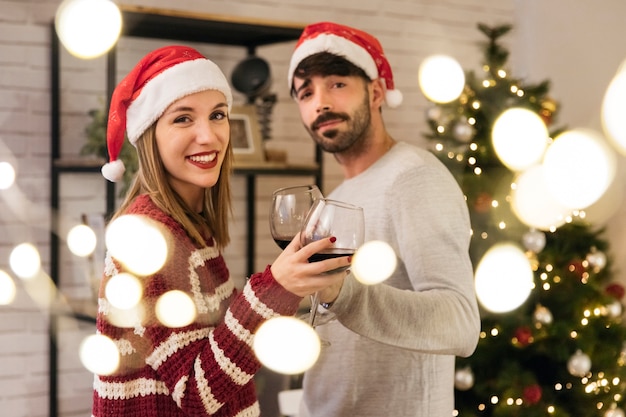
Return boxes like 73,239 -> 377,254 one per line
188,154 -> 216,163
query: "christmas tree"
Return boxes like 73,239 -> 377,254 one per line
422,23 -> 626,417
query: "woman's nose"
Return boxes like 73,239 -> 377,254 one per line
195,119 -> 219,143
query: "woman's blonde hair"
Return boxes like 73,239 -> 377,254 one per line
112,123 -> 232,250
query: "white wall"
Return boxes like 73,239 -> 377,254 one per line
7,0 -> 626,416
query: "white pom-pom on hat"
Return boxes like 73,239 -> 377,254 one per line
385,89 -> 403,108
102,45 -> 233,182
101,159 -> 125,183
288,22 -> 402,108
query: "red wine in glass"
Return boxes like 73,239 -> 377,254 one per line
273,238 -> 292,250
269,185 -> 323,249
301,198 -> 364,328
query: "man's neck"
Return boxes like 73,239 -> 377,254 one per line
336,131 -> 396,179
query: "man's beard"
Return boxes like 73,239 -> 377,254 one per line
306,96 -> 371,154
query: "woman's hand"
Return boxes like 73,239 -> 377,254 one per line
270,233 -> 350,298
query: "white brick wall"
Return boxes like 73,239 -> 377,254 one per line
7,1 -> 625,417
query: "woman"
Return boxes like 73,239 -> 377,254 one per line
92,45 -> 348,417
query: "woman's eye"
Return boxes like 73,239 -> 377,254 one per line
174,115 -> 191,123
213,111 -> 227,121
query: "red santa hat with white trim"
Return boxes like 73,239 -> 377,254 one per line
288,21 -> 403,108
101,45 -> 233,182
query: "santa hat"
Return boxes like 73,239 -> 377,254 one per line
288,21 -> 403,108
102,45 -> 233,182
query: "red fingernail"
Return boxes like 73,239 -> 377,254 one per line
347,256 -> 352,263
330,236 -> 337,243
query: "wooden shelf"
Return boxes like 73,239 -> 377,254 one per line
119,5 -> 305,49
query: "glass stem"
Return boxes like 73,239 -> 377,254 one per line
309,291 -> 320,327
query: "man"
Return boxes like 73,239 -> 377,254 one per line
287,22 -> 481,417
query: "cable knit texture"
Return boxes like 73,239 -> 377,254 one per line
92,194 -> 302,417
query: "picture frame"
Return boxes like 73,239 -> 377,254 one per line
230,104 -> 265,164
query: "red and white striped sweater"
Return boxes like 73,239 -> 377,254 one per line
92,194 -> 302,417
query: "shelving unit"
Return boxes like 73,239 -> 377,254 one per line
49,6 -> 320,417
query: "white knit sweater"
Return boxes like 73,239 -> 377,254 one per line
299,142 -> 480,417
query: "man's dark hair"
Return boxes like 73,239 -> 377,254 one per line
290,52 -> 370,97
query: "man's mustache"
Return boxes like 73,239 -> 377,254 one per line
311,112 -> 348,130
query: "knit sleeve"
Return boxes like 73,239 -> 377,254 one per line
145,264 -> 302,415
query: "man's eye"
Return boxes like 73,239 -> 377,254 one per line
298,91 -> 311,101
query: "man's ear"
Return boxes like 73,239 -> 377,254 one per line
369,78 -> 386,108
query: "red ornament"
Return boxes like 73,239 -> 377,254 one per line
606,283 -> 625,300
474,192 -> 492,213
523,384 -> 542,405
514,326 -> 533,346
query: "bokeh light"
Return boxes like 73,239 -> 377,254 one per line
67,224 -> 97,257
602,61 -> 626,155
583,167 -> 625,226
0,270 -> 17,305
492,107 -> 549,171
155,290 -> 197,328
511,165 -> 570,231
418,54 -> 465,103
79,334 -> 120,375
0,161 -> 16,189
352,240 -> 397,285
253,316 -> 321,374
105,215 -> 168,276
9,243 -> 41,279
474,243 -> 534,313
55,0 -> 122,59
542,128 -> 617,209
105,273 -> 143,310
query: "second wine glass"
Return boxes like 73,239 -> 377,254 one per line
301,198 -> 364,330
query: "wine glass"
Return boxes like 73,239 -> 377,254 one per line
269,185 -> 323,249
301,198 -> 364,330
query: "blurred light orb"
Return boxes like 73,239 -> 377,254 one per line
352,240 -> 397,285
602,63 -> 626,155
106,304 -> 145,329
155,290 -> 196,328
474,243 -> 534,313
492,108 -> 549,171
55,0 -> 122,59
79,334 -> 120,375
0,270 -> 17,305
583,168 -> 625,226
605,408 -> 626,417
418,54 -> 465,103
543,128 -> 617,209
105,273 -> 143,310
0,161 -> 16,189
253,316 -> 321,374
105,214 -> 168,276
9,243 -> 41,279
511,165 -> 570,231
67,224 -> 97,257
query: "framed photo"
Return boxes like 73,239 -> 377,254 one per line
230,104 -> 265,164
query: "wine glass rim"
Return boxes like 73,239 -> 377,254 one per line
272,184 -> 320,195
317,198 -> 363,210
